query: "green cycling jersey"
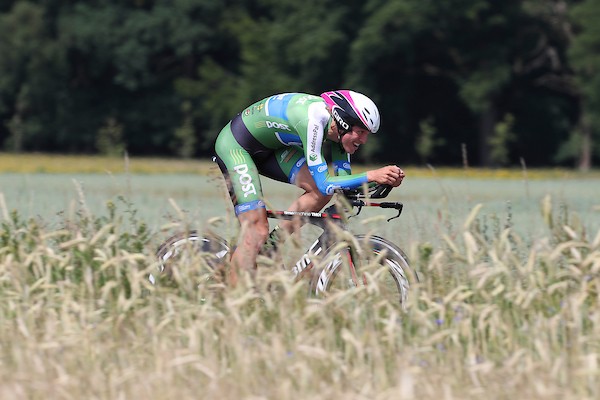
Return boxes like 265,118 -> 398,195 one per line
214,92 -> 368,215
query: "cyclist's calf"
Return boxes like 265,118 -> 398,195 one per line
232,208 -> 270,270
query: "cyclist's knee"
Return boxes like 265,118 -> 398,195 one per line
294,166 -> 332,203
316,193 -> 333,208
250,220 -> 269,241
304,186 -> 332,205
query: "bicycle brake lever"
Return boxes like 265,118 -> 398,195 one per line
379,201 -> 403,222
387,210 -> 401,222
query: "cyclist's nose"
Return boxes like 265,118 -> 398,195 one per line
359,132 -> 369,144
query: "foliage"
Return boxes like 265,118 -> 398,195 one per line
415,116 -> 444,163
489,113 -> 516,166
171,101 -> 197,158
0,0 -> 598,168
96,117 -> 126,156
569,0 -> 600,162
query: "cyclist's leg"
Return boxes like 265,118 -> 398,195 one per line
263,147 -> 332,235
231,208 -> 268,282
214,121 -> 270,282
289,164 -> 332,212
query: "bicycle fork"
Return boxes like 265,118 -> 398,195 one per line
346,245 -> 366,287
304,234 -> 367,293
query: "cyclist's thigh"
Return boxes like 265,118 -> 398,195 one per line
215,124 -> 265,215
255,147 -> 330,199
258,146 -> 306,185
270,147 -> 328,196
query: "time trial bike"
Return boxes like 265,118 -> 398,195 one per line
151,184 -> 416,307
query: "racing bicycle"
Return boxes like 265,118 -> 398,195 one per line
151,184 -> 416,307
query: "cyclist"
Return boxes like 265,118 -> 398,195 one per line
214,90 -> 405,284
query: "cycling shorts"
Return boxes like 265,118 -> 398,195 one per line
214,114 -> 306,215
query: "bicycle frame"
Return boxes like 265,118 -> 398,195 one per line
265,199 -> 404,285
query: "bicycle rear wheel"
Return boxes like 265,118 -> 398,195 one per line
310,234 -> 414,307
150,231 -> 230,284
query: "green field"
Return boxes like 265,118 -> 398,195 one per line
1,155 -> 600,399
2,163 -> 599,247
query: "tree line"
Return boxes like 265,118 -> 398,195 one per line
0,0 -> 598,168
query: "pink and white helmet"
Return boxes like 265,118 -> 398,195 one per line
320,90 -> 380,134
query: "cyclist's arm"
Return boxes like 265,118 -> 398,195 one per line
331,143 -> 350,176
296,103 -> 367,196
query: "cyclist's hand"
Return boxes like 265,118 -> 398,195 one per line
367,165 -> 405,187
392,166 -> 406,187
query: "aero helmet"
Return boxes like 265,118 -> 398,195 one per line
320,90 -> 380,134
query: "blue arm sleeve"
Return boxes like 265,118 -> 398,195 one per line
309,162 -> 368,195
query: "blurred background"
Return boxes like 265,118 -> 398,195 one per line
1,0 -> 598,169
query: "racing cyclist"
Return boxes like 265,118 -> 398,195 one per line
214,90 -> 405,284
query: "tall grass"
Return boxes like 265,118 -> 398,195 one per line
0,195 -> 599,399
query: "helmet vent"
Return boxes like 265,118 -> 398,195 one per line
362,108 -> 374,126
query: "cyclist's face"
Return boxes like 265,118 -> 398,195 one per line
341,126 -> 370,154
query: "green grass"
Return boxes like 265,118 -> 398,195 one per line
1,155 -> 600,398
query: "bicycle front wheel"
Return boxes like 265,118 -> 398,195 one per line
150,231 -> 230,285
310,234 -> 414,307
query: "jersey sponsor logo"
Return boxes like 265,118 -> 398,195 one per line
279,149 -> 290,162
309,124 -> 319,153
267,121 -> 290,130
233,164 -> 257,198
325,184 -> 336,195
255,121 -> 291,131
317,164 -> 327,173
342,162 -> 350,170
280,148 -> 301,164
244,103 -> 265,116
295,95 -> 317,105
332,109 -> 350,131
235,200 -> 265,214
272,94 -> 292,101
237,203 -> 252,213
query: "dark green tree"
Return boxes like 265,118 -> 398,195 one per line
349,0 -> 577,166
175,0 -> 361,150
0,0 -> 591,167
568,0 -> 600,170
0,2 -> 67,152
1,0 -> 225,155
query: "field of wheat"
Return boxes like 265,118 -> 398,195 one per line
1,155 -> 599,399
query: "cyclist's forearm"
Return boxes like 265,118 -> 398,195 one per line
308,163 -> 368,195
